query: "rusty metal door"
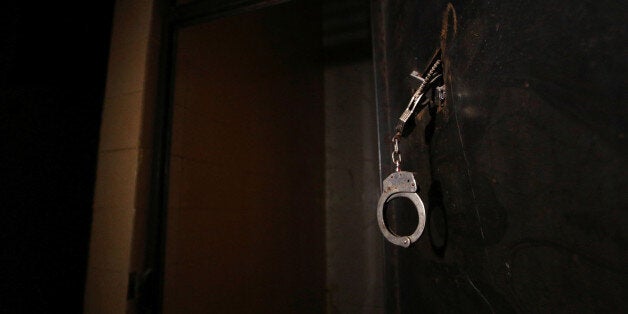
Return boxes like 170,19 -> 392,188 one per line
372,1 -> 627,312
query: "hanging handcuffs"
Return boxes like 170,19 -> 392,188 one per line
377,49 -> 445,247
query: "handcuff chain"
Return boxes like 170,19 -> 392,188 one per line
391,135 -> 401,172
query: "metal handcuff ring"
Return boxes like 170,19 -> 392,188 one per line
376,171 -> 426,248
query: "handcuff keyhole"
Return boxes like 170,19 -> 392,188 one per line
383,197 -> 419,236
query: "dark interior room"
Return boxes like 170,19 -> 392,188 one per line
0,0 -> 114,312
0,0 -> 626,313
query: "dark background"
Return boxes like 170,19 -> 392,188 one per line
0,0 -> 115,312
1,0 -> 626,313
373,0 -> 627,312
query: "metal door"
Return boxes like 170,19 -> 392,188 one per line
372,1 -> 627,312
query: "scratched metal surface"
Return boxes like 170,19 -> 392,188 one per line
372,0 -> 627,312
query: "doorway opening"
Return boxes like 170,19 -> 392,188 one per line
154,1 -> 380,312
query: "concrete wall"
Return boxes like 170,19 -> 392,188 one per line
324,61 -> 383,313
84,0 -> 159,312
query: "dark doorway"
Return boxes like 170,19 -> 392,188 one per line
160,2 -> 325,312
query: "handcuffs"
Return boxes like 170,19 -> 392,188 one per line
376,49 -> 444,248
